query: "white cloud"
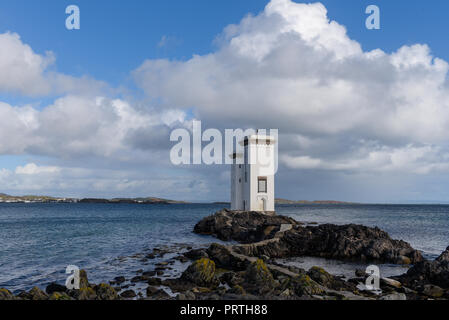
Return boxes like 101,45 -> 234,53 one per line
0,32 -> 107,96
0,96 -> 186,158
133,0 -> 449,177
282,144 -> 449,174
15,163 -> 61,175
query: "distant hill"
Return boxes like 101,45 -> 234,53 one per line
0,194 -> 187,204
275,198 -> 357,205
79,197 -> 188,204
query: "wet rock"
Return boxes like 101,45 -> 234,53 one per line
381,278 -> 402,289
422,284 -> 445,298
194,209 -> 297,243
380,293 -> 407,300
355,269 -> 367,277
281,224 -> 423,264
79,269 -> 89,289
29,287 -> 48,300
146,286 -> 159,296
95,283 -> 118,300
0,288 -> 16,300
228,285 -> 246,295
243,259 -> 276,295
398,246 -> 449,290
151,289 -> 171,300
45,283 -> 67,295
207,244 -> 249,271
120,289 -> 136,299
77,287 -> 97,300
181,258 -> 219,288
147,277 -> 162,286
174,255 -> 190,263
113,276 -> 126,285
197,210 -> 422,265
307,267 -> 352,291
185,249 -> 209,260
289,275 -> 324,297
143,271 -> 156,277
131,275 -> 147,283
49,292 -> 72,300
219,271 -> 243,287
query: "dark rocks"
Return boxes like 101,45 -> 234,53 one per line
95,283 -> 118,300
29,287 -> 48,300
48,292 -> 73,300
422,285 -> 445,298
45,283 -> 67,295
0,288 -> 15,300
113,276 -> 126,285
194,209 -> 297,243
181,258 -> 219,288
195,210 -> 422,265
398,246 -> 449,290
307,267 -> 350,291
77,287 -> 97,300
184,248 -> 209,260
242,259 -> 277,295
280,224 -> 423,264
120,289 -> 137,299
147,277 -> 162,286
207,244 -> 249,271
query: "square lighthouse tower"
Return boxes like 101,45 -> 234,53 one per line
230,134 -> 277,214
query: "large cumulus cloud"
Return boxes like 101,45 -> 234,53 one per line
133,0 -> 449,175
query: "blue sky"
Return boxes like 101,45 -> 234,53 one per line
1,0 -> 448,86
0,0 -> 449,202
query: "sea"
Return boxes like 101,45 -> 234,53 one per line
0,203 -> 447,293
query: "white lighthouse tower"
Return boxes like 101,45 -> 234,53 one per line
230,134 -> 277,214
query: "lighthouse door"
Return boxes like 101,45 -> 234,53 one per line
259,198 -> 267,211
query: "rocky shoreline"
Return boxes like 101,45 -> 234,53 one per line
1,209 -> 448,300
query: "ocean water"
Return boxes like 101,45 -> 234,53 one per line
0,203 -> 448,293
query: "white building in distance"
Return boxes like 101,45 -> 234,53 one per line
231,134 -> 276,214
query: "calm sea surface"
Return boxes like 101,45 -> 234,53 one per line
0,203 -> 447,293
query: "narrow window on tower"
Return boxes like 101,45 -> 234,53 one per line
258,177 -> 267,193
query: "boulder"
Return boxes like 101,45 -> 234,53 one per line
113,276 -> 126,285
243,259 -> 277,295
77,287 -> 97,300
95,283 -> 118,300
422,285 -> 445,298
45,283 -> 67,295
289,275 -> 324,297
0,288 -> 15,300
29,287 -> 48,300
380,293 -> 407,300
181,258 -> 219,288
206,244 -> 249,271
184,248 -> 209,260
49,292 -> 73,300
79,269 -> 89,289
120,289 -> 136,299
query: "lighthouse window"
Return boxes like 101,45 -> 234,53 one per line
258,177 -> 267,193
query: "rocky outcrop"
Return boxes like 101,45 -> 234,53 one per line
194,209 -> 298,243
279,224 -> 423,264
195,210 -> 423,265
397,246 -> 449,290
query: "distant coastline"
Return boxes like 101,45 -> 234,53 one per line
275,198 -> 358,205
0,193 -> 187,204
